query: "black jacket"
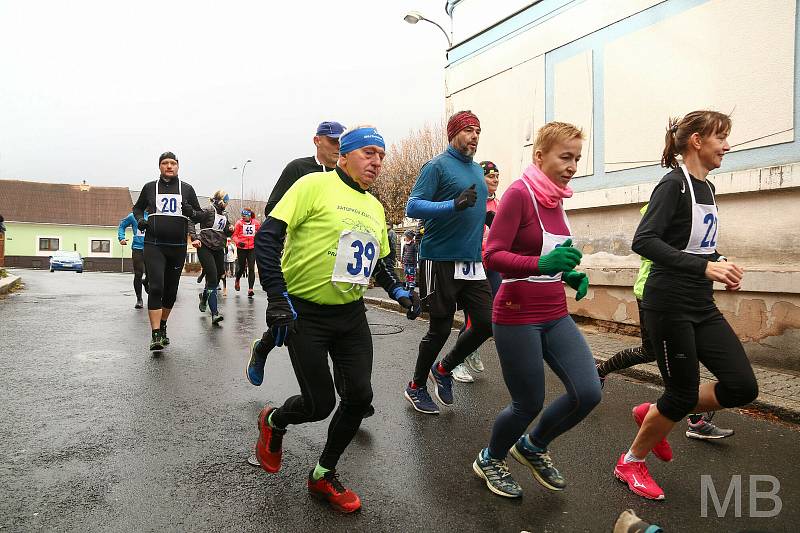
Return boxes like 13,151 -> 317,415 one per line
189,205 -> 234,250
133,177 -> 203,247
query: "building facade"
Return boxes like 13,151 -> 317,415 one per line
446,0 -> 800,370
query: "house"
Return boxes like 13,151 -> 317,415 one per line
445,0 -> 800,368
0,180 -> 136,271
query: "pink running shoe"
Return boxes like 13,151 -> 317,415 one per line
614,454 -> 665,500
632,403 -> 673,462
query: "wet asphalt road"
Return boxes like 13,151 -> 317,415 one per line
1,269 -> 799,533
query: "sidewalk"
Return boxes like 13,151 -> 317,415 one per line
0,271 -> 21,295
365,289 -> 800,423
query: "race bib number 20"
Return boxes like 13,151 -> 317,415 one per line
331,230 -> 380,286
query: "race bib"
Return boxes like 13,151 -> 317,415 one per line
454,261 -> 486,280
136,228 -> 145,237
213,213 -> 227,231
331,230 -> 380,286
243,224 -> 255,236
155,193 -> 182,217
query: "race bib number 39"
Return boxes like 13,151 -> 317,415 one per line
331,230 -> 380,286
454,261 -> 487,280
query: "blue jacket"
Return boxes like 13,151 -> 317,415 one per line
118,212 -> 148,250
406,145 -> 487,261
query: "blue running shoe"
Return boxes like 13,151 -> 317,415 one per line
404,383 -> 439,414
428,362 -> 454,405
246,339 -> 267,386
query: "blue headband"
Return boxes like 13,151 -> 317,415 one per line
339,127 -> 385,155
222,194 -> 230,203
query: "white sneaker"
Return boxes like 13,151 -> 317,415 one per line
452,363 -> 474,383
465,351 -> 484,373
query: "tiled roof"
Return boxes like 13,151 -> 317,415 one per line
0,180 -> 133,226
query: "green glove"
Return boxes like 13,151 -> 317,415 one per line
537,239 -> 582,275
563,270 -> 589,301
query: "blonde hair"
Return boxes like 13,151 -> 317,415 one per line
533,122 -> 584,156
211,189 -> 227,203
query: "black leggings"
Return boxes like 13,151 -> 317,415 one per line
598,300 -> 655,377
236,247 -> 255,289
132,248 -> 146,299
270,297 -> 373,470
197,246 -> 224,290
643,307 -> 758,422
143,244 -> 186,311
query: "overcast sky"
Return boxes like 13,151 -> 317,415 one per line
0,0 -> 450,199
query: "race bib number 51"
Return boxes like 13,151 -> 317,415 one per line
331,230 -> 380,286
454,261 -> 486,280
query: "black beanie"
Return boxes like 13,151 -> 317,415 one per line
159,151 -> 178,164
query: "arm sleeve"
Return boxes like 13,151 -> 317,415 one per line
483,188 -> 540,277
133,186 -> 149,223
254,217 -> 288,296
632,180 -> 708,275
231,220 -> 242,245
372,256 -> 403,297
406,161 -> 455,219
185,185 -> 205,222
265,162 -> 302,216
118,214 -> 132,241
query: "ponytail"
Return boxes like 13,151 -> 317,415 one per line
660,110 -> 732,169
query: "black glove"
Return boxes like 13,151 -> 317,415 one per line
485,210 -> 495,228
137,218 -> 148,231
454,184 -> 477,211
265,292 -> 297,347
392,286 -> 421,320
238,241 -> 246,248
181,201 -> 196,218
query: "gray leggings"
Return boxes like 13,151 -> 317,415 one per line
488,315 -> 601,458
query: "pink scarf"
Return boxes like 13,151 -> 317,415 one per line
521,163 -> 573,209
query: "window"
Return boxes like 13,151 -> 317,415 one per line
39,238 -> 59,251
91,239 -> 111,253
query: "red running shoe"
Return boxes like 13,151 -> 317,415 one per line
235,278 -> 240,291
255,406 -> 285,473
614,454 -> 665,500
632,403 -> 673,462
307,470 -> 362,513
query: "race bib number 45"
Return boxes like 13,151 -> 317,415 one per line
331,230 -> 380,286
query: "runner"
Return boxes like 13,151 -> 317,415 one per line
454,160 -> 503,382
118,209 -> 149,308
232,207 -> 260,298
247,120 -> 346,387
132,151 -> 203,351
597,205 -> 735,441
189,189 -> 233,324
403,110 -> 493,414
472,122 -> 600,498
251,125 -> 420,513
614,111 -> 758,500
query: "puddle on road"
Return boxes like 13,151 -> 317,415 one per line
73,350 -> 127,362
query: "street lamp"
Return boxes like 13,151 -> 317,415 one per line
403,10 -> 452,48
232,159 -> 253,214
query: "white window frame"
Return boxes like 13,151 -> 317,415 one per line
36,235 -> 61,256
87,237 -> 113,257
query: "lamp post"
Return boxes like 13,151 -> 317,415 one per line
403,11 -> 452,48
232,159 -> 253,214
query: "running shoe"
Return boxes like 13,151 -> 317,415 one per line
235,279 -> 240,291
596,363 -> 606,390
452,363 -> 474,383
632,403 -> 672,462
247,339 -> 267,386
160,324 -> 170,346
473,449 -> 523,498
404,383 -> 440,414
248,289 -> 254,298
307,469 -> 362,513
685,413 -> 734,440
428,363 -> 454,405
198,292 -> 207,313
613,454 -> 665,500
135,298 -> 143,309
255,406 -> 285,473
211,314 -> 224,324
613,509 -> 663,533
149,331 -> 164,351
510,439 -> 566,491
465,351 -> 484,373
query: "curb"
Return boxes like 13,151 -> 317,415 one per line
364,295 -> 800,425
0,274 -> 21,295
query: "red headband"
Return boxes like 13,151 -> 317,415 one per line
447,111 -> 480,141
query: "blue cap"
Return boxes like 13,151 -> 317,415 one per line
316,121 -> 345,139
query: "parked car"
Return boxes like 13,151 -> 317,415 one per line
50,251 -> 84,273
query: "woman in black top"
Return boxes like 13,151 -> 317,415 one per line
190,189 -> 234,324
133,151 -> 203,350
614,111 -> 758,501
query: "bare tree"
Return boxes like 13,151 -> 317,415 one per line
373,120 -> 447,224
